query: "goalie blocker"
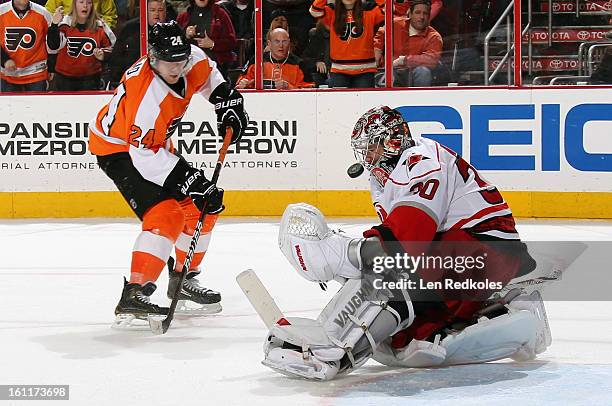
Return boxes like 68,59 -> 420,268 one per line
262,203 -> 552,380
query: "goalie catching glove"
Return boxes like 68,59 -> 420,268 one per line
165,157 -> 224,214
210,83 -> 249,145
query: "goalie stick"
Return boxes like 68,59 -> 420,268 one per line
494,241 -> 587,298
148,127 -> 233,335
236,270 -> 285,329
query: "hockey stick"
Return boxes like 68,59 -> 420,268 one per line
236,269 -> 285,329
149,127 -> 233,335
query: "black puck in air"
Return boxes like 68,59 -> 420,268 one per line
347,163 -> 365,178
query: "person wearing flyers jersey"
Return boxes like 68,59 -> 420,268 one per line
88,21 -> 248,326
262,105 -> 551,380
46,0 -> 116,91
0,0 -> 52,92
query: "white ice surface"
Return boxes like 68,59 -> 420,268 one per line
1,218 -> 612,406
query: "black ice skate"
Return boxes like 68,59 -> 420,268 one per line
112,278 -> 169,329
167,257 -> 222,316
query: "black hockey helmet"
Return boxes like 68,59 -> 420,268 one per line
148,21 -> 191,62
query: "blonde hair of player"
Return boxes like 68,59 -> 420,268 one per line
69,0 -> 102,32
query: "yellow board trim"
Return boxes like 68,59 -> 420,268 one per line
0,191 -> 611,219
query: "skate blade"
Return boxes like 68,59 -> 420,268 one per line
112,313 -> 165,331
174,300 -> 222,316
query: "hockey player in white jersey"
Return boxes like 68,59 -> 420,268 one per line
262,105 -> 552,380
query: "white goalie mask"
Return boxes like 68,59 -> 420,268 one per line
351,106 -> 414,171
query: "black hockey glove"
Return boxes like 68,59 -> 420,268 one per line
165,159 -> 225,214
210,82 -> 248,144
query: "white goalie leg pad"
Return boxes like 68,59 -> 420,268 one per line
262,279 -> 401,380
373,336 -> 447,368
441,309 -> 539,365
278,203 -> 362,282
373,310 -> 540,368
263,317 -> 341,380
506,290 -> 552,358
314,279 -> 395,362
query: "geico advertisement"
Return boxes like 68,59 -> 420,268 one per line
1,89 -> 612,193
0,94 -> 316,192
354,89 -> 612,192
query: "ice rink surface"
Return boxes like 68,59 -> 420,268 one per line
1,217 -> 612,406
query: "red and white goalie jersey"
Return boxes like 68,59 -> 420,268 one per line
369,136 -> 518,243
88,45 -> 225,187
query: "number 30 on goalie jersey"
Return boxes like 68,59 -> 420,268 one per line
371,137 -> 514,238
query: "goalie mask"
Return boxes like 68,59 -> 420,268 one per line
351,106 -> 414,171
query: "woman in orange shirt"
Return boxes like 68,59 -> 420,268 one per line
310,0 -> 384,88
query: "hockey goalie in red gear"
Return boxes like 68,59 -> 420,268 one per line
262,106 -> 552,380
88,21 -> 248,328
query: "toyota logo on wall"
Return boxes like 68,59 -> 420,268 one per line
577,31 -> 591,40
552,2 -> 560,11
549,59 -> 564,69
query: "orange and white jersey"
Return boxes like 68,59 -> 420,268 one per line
55,16 -> 116,77
310,0 -> 384,75
370,137 -> 517,240
0,1 -> 52,84
89,45 -> 225,187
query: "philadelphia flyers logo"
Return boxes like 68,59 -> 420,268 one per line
4,27 -> 36,51
166,113 -> 185,139
339,21 -> 363,41
67,37 -> 97,57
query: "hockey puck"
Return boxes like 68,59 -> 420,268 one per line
347,163 -> 365,178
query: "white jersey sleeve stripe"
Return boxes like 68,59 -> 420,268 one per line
89,121 -> 127,145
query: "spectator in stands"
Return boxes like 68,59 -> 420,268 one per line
47,0 -> 115,90
0,0 -> 52,92
266,4 -> 315,57
393,0 -> 441,19
301,21 -> 330,86
46,0 -> 117,28
178,0 -> 237,78
219,0 -> 253,72
114,0 -> 175,29
590,47 -> 612,84
592,19 -> 612,84
235,28 -> 313,90
220,0 -> 253,40
106,0 -> 167,88
374,0 -> 442,87
263,9 -> 302,55
309,0 -> 384,88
